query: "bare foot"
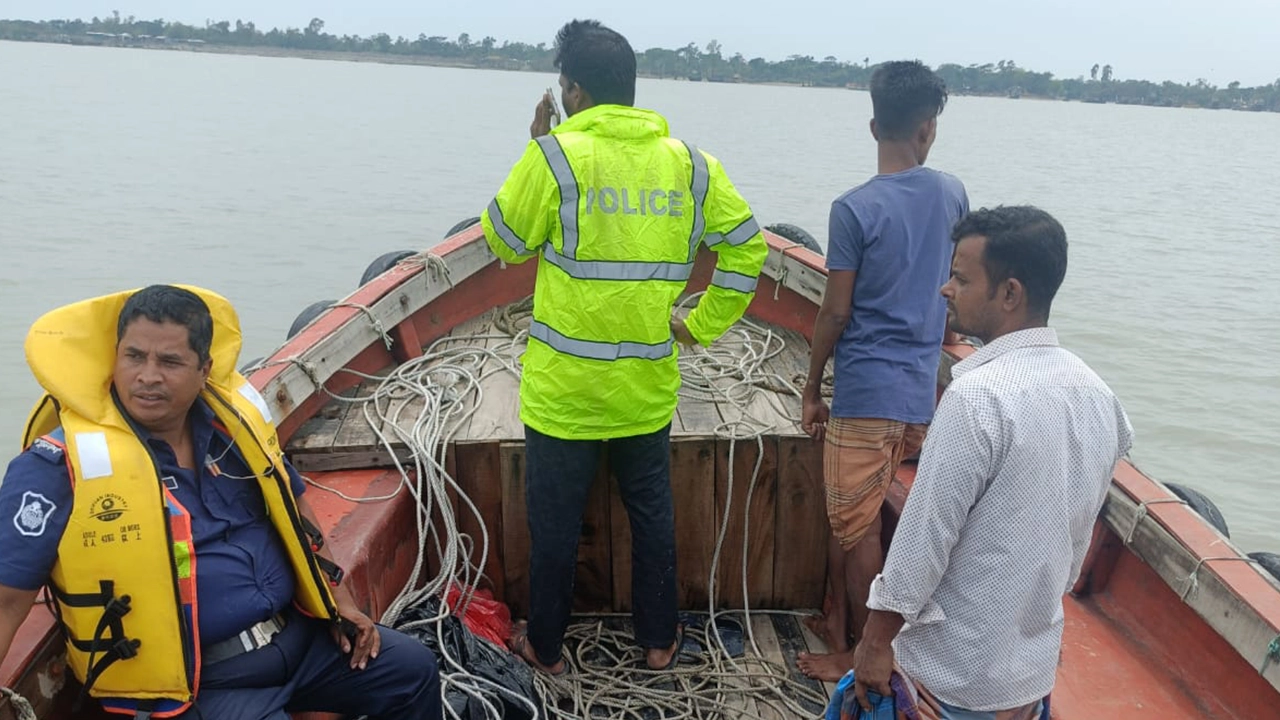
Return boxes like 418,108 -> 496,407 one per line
509,621 -> 566,676
796,650 -> 855,683
802,612 -> 849,653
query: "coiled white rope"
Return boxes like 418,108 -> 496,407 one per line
299,297 -> 828,719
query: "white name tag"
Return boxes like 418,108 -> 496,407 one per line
74,432 -> 113,480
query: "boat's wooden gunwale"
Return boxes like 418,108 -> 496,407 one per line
1099,466 -> 1280,691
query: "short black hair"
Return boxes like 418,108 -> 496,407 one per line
117,285 -> 214,365
870,60 -> 948,140
554,19 -> 636,106
952,206 -> 1068,318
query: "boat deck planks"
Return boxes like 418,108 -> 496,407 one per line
557,611 -> 831,717
282,301 -> 831,616
288,301 -> 808,453
670,439 -> 718,609
772,437 -> 828,609
713,436 -> 778,609
286,301 -> 811,472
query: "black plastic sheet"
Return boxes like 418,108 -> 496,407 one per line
398,598 -> 539,719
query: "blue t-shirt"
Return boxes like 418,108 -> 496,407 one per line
0,399 -> 307,644
826,165 -> 969,423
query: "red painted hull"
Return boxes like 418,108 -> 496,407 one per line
4,226 -> 1278,718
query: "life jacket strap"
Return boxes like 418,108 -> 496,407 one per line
314,555 -> 345,587
299,514 -> 325,552
54,580 -> 143,712
298,516 -> 346,586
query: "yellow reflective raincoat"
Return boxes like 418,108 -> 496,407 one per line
481,105 -> 768,439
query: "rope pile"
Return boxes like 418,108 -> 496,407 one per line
297,294 -> 829,719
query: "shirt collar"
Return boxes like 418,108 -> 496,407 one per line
140,397 -> 216,456
952,327 -> 1059,379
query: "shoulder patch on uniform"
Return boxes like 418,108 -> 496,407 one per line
13,491 -> 57,537
28,436 -> 65,464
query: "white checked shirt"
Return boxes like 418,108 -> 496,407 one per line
867,327 -> 1133,711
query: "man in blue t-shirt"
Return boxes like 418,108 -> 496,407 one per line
798,61 -> 969,682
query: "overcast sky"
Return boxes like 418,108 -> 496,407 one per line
4,0 -> 1277,86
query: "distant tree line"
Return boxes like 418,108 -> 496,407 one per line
3,14 -> 1278,112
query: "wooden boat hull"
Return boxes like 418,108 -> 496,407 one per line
3,225 -> 1279,718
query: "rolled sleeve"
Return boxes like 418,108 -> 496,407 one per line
0,451 -> 74,591
867,574 -> 948,625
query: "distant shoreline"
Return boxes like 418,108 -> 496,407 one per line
14,39 -> 830,91
4,34 -> 1276,111
16,39 -> 517,71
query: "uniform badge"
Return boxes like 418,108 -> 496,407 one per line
13,491 -> 57,537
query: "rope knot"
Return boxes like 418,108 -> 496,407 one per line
334,302 -> 394,352
1123,496 -> 1185,546
0,686 -> 36,720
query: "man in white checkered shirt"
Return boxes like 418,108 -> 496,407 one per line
849,206 -> 1133,720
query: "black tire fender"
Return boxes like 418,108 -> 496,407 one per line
445,216 -> 481,239
1248,551 -> 1280,584
287,300 -> 336,340
764,222 -> 823,256
238,356 -> 264,375
1164,482 -> 1230,537
359,250 -> 417,287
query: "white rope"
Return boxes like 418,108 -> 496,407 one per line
301,297 -> 824,718
0,687 -> 36,720
1180,556 -> 1262,601
333,301 -> 394,351
1122,496 -> 1186,545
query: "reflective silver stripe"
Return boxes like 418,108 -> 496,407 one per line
723,216 -> 761,246
535,136 -> 581,258
711,269 -> 759,293
702,233 -> 725,248
542,247 -> 693,282
683,142 -> 709,261
529,320 -> 675,362
486,199 -> 536,257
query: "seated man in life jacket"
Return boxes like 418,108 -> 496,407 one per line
0,285 -> 441,719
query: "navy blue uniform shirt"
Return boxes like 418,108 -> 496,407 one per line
0,399 -> 307,645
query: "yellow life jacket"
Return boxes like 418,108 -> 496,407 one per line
21,286 -> 340,717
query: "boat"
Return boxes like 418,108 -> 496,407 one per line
2,222 -> 1279,719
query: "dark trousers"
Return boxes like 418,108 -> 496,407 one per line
172,608 -> 441,719
524,423 -> 678,667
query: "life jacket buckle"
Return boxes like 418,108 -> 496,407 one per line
103,594 -> 132,619
113,638 -> 141,660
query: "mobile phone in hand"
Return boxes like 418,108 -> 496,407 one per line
546,87 -> 562,127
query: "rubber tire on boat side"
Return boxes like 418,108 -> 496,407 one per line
763,222 -> 824,256
445,216 -> 481,239
287,300 -> 336,340
359,250 -> 417,287
239,356 -> 264,375
1163,482 -> 1230,537
1249,552 -> 1280,584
